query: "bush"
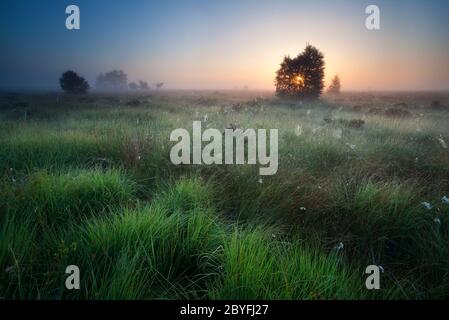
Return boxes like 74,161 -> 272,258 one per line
59,70 -> 89,94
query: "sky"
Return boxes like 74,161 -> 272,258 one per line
0,0 -> 448,91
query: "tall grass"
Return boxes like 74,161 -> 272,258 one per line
1,91 -> 449,299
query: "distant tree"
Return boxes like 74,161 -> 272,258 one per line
129,82 -> 138,90
275,45 -> 325,100
327,75 -> 341,94
96,70 -> 128,91
155,82 -> 164,90
59,70 -> 89,94
139,80 -> 149,90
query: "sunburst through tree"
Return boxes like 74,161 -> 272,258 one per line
275,45 -> 325,100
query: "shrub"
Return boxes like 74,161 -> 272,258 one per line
327,75 -> 341,94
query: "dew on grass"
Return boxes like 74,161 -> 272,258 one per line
345,143 -> 356,150
437,136 -> 447,149
333,128 -> 343,139
312,126 -> 322,135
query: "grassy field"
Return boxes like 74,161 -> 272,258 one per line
1,90 -> 449,299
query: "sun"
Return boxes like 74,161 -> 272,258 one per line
293,75 -> 304,86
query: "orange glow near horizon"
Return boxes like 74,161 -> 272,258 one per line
128,26 -> 449,92
125,2 -> 449,92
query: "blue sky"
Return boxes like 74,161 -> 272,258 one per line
1,0 -> 448,90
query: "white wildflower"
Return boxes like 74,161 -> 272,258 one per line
333,128 -> 343,139
421,202 -> 433,210
295,124 -> 303,136
312,126 -> 322,134
299,207 -> 306,211
434,217 -> 441,224
437,136 -> 447,149
258,178 -> 263,184
442,196 -> 449,204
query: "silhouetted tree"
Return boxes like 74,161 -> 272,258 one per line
59,70 -> 89,94
129,82 -> 138,90
139,80 -> 149,90
327,75 -> 341,94
275,45 -> 325,100
155,82 -> 164,90
96,70 -> 128,91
